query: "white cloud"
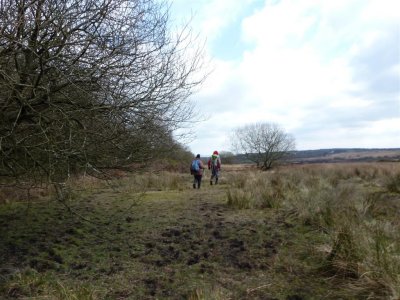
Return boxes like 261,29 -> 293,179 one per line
361,0 -> 400,21
171,0 -> 400,154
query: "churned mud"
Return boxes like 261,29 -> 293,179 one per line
0,185 -> 337,299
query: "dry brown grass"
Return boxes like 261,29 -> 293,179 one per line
0,184 -> 53,204
225,162 -> 400,298
1,162 -> 398,298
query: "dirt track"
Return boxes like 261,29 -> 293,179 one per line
0,183 -> 337,299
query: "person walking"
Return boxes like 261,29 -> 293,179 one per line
190,154 -> 205,189
208,150 -> 221,185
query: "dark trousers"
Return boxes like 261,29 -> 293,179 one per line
210,167 -> 219,184
193,175 -> 202,188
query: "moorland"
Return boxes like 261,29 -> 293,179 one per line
0,161 -> 399,299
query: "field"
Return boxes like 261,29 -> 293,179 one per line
0,162 -> 399,299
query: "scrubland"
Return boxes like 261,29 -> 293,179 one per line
226,163 -> 400,299
0,162 -> 399,299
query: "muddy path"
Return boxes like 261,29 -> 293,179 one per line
127,189 -> 294,299
0,185 -> 335,299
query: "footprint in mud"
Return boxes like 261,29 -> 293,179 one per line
199,263 -> 213,274
263,240 -> 278,257
125,216 -> 134,223
204,223 -> 213,229
237,261 -> 252,270
161,228 -> 181,237
226,253 -> 253,270
70,262 -> 87,270
187,254 -> 200,265
219,237 -> 257,270
229,238 -> 246,251
143,278 -> 158,296
286,295 -> 305,300
145,242 -> 155,248
212,230 -> 225,239
216,220 -> 224,226
159,245 -> 180,261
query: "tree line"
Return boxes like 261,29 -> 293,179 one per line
0,0 -> 204,184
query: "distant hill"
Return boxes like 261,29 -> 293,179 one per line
288,148 -> 400,163
230,148 -> 400,164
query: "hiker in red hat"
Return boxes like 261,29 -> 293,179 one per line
208,150 -> 221,185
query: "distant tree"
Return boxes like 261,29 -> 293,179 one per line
231,122 -> 295,170
219,151 -> 235,164
0,0 -> 205,184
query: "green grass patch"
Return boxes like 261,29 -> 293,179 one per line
1,164 -> 399,299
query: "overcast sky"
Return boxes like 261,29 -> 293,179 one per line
170,0 -> 400,155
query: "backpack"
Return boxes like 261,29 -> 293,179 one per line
191,159 -> 200,174
210,155 -> 219,168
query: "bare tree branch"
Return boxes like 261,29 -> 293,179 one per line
0,0 -> 206,183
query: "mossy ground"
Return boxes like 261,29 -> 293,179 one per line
0,166 -> 398,299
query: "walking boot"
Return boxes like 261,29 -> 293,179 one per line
210,180 -> 213,185
193,183 -> 196,189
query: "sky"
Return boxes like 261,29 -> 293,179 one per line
170,0 -> 400,155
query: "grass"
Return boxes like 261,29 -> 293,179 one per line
226,162 -> 400,299
0,163 -> 399,299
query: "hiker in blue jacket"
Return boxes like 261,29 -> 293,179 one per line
190,154 -> 205,189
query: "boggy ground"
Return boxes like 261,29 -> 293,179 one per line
1,178 -> 345,299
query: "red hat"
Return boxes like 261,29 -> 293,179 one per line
213,150 -> 218,155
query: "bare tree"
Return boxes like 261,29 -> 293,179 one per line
231,122 -> 295,170
0,0 -> 205,183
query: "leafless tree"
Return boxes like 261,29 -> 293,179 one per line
231,122 -> 295,170
0,0 -> 205,184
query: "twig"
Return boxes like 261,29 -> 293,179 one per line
246,284 -> 272,294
